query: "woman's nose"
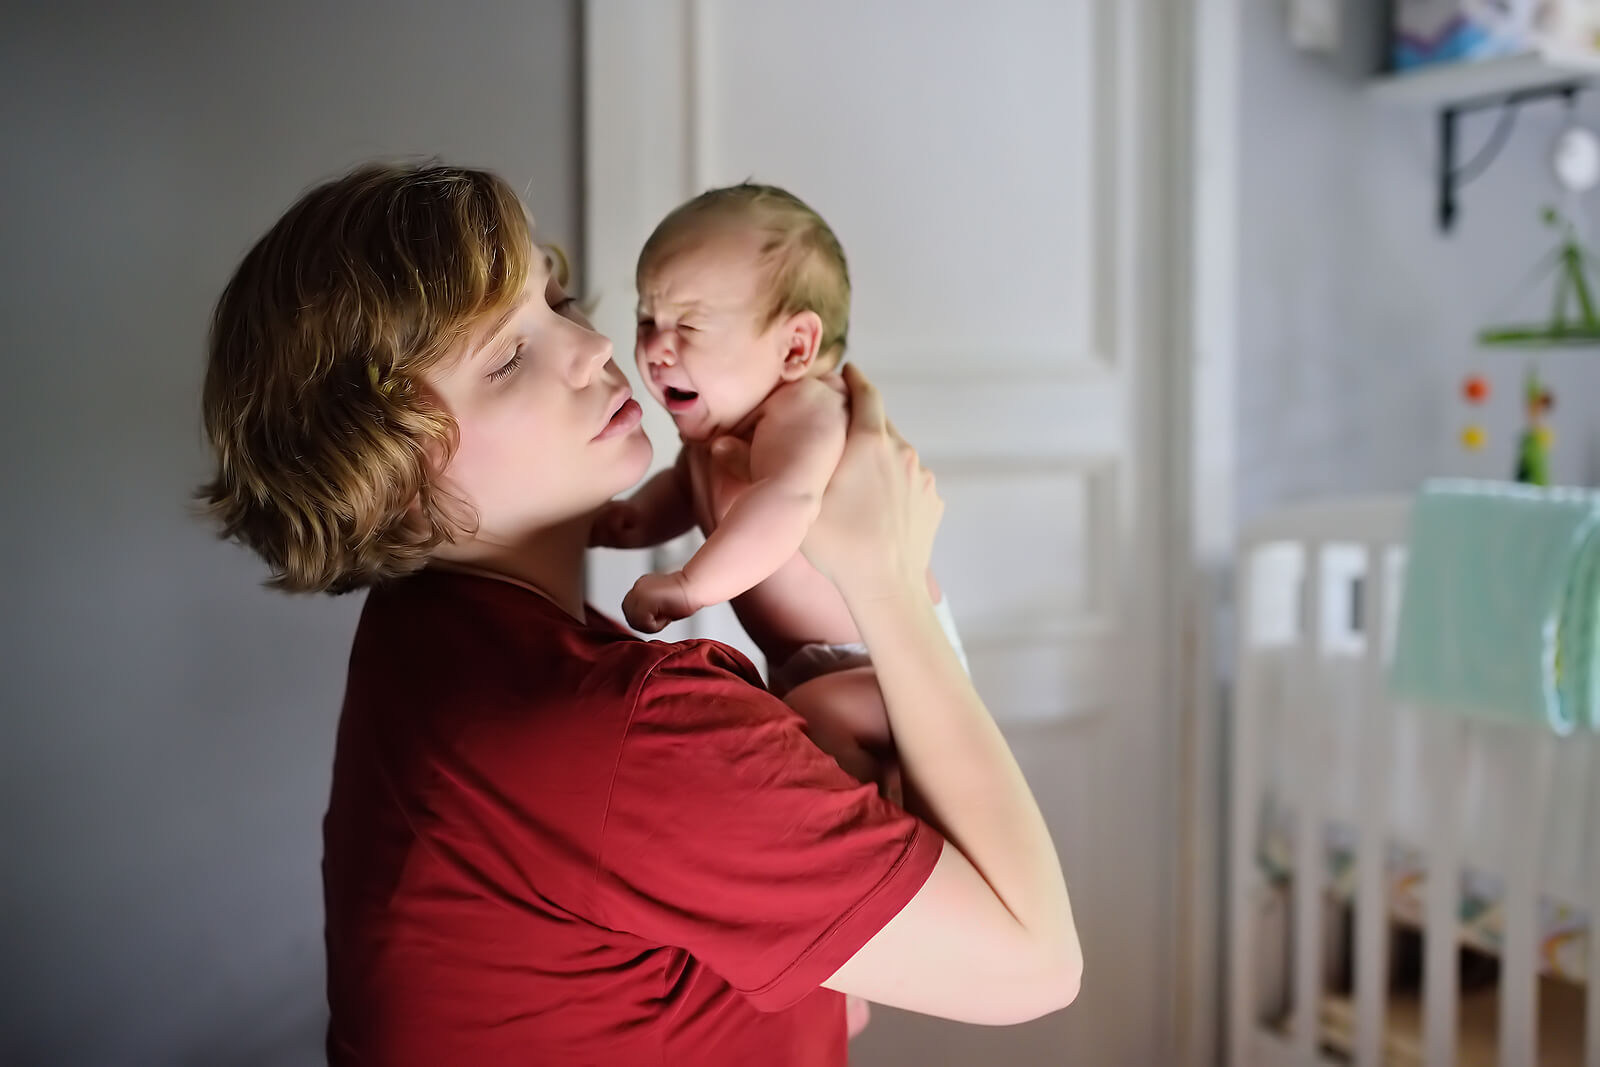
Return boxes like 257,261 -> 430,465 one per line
570,326 -> 613,384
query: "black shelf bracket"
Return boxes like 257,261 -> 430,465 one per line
1439,81 -> 1586,233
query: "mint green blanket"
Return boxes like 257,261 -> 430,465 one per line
1389,480 -> 1600,734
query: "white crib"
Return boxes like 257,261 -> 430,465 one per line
1227,495 -> 1600,1067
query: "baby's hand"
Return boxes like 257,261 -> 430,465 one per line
623,571 -> 698,633
590,501 -> 646,549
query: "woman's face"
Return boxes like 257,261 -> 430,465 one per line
424,251 -> 652,544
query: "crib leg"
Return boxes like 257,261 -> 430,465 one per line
1422,712 -> 1461,1067
1586,734 -> 1600,1067
1352,544 -> 1391,1067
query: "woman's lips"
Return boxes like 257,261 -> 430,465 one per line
595,397 -> 643,440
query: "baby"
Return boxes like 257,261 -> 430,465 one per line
590,182 -> 968,787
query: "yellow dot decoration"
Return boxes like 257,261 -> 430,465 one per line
1461,425 -> 1487,451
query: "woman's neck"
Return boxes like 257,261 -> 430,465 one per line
431,519 -> 591,620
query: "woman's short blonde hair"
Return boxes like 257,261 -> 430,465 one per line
637,182 -> 851,364
197,161 -> 549,594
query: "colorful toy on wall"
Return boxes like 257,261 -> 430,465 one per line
1458,367 -> 1557,485
1514,369 -> 1557,486
1460,374 -> 1490,451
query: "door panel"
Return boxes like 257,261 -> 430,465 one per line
585,2 -> 1175,1060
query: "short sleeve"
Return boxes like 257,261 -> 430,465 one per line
591,642 -> 942,1011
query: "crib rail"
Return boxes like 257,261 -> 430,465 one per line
1227,494 -> 1600,1067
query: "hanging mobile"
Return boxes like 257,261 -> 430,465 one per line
1470,98 -> 1600,485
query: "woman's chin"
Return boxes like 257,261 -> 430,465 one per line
611,428 -> 655,490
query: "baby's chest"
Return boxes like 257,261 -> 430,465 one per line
682,445 -> 738,533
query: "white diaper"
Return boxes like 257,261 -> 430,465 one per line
768,597 -> 970,696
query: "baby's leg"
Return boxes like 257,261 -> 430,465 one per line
783,666 -> 894,792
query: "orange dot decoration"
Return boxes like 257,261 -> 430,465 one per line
1463,375 -> 1490,404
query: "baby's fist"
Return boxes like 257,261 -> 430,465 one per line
622,571 -> 698,633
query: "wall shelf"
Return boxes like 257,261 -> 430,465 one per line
1366,49 -> 1600,233
1369,49 -> 1600,107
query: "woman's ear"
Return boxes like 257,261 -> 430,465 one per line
778,311 -> 824,381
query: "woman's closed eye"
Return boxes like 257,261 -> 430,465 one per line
488,345 -> 523,383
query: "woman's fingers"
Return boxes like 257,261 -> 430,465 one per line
883,418 -> 920,472
842,364 -> 886,434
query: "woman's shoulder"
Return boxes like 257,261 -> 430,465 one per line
612,638 -> 819,794
628,636 -> 768,698
619,636 -> 794,731
354,571 -> 778,728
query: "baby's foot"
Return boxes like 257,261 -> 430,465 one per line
846,995 -> 871,1039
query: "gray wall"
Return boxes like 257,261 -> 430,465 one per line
1239,2 -> 1600,522
0,4 -> 580,1064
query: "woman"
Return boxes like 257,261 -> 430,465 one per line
199,161 -> 1080,1066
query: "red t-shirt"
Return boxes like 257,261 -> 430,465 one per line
322,569 -> 942,1066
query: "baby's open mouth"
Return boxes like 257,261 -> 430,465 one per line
664,386 -> 699,405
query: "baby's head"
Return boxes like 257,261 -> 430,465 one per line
635,183 -> 850,441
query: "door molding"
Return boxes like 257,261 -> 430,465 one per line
582,3 -> 1239,1061
1168,1 -> 1242,1065
581,0 -> 750,648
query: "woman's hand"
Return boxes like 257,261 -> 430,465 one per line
801,365 -> 942,604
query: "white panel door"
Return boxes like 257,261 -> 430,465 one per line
585,3 -> 1177,1062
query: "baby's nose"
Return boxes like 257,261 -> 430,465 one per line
641,328 -> 676,367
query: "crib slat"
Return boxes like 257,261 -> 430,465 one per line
1500,729 -> 1554,1066
1292,543 -> 1327,1063
1352,546 -> 1390,1067
1587,733 -> 1600,1067
1422,711 -> 1461,1067
1229,549 -> 1266,1066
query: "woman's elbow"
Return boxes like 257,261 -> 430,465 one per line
993,944 -> 1082,1025
1037,945 -> 1083,1017
1054,948 -> 1083,1010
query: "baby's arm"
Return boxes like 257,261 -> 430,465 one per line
624,378 -> 845,631
591,450 -> 695,549
684,378 -> 846,604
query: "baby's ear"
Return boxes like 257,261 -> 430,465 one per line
778,311 -> 824,381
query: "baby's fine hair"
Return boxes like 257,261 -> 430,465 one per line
638,182 -> 851,364
197,161 -> 554,594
